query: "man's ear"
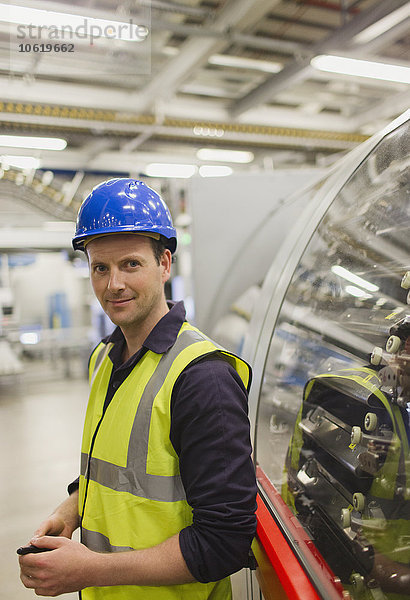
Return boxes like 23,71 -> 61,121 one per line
161,249 -> 172,283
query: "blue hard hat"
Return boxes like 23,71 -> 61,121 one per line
72,178 -> 177,253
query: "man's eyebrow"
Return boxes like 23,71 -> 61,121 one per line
89,257 -> 106,267
120,253 -> 146,263
90,253 -> 146,266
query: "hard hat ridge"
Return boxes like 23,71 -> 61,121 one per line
72,178 -> 177,253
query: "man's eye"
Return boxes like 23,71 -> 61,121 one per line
95,265 -> 107,273
128,260 -> 139,267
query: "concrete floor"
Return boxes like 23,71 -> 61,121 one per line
0,360 -> 87,600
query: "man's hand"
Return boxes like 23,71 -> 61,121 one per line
19,536 -> 95,596
33,514 -> 73,539
19,527 -> 196,594
33,490 -> 80,540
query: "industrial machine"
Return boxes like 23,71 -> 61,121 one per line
240,111 -> 410,600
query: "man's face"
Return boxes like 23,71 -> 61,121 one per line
87,234 -> 171,332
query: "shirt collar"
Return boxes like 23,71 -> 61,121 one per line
104,300 -> 186,361
144,300 -> 186,354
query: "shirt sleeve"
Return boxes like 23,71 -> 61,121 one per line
67,477 -> 79,495
171,355 -> 257,583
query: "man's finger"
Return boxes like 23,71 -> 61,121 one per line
20,572 -> 37,589
29,535 -> 64,549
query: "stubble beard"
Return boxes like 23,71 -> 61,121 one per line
106,287 -> 164,333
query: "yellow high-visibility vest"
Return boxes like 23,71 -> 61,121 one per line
79,321 -> 251,599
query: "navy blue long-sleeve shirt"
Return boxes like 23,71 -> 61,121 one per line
70,301 -> 257,583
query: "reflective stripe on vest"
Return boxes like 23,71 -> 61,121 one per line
79,321 -> 250,600
88,342 -> 113,386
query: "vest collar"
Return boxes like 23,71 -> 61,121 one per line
103,300 -> 186,368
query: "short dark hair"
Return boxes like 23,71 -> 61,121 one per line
149,236 -> 168,265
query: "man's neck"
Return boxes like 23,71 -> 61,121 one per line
121,301 -> 170,363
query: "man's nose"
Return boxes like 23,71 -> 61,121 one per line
108,268 -> 125,292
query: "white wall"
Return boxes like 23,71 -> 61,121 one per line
10,252 -> 88,329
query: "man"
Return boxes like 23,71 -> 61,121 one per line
19,178 -> 257,599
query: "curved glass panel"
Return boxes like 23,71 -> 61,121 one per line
256,119 -> 410,599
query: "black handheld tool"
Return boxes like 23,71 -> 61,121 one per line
17,545 -> 53,555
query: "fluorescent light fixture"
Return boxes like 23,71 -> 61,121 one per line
0,135 -> 67,150
376,297 -> 387,307
145,163 -> 197,178
199,165 -> 233,177
193,126 -> 224,138
353,5 -> 410,44
20,332 -> 40,345
209,54 -> 282,73
311,55 -> 410,84
41,170 -> 54,185
1,155 -> 41,169
196,148 -> 254,163
163,46 -> 179,56
43,221 -> 75,232
345,285 -> 372,300
0,3 -> 148,42
331,265 -> 379,292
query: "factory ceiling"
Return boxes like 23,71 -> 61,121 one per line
0,0 -> 409,222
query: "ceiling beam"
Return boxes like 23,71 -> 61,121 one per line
352,17 -> 410,56
0,99 -> 366,141
128,0 -> 281,113
350,89 -> 410,131
12,127 -> 362,171
228,0 -> 409,118
146,20 -> 307,55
